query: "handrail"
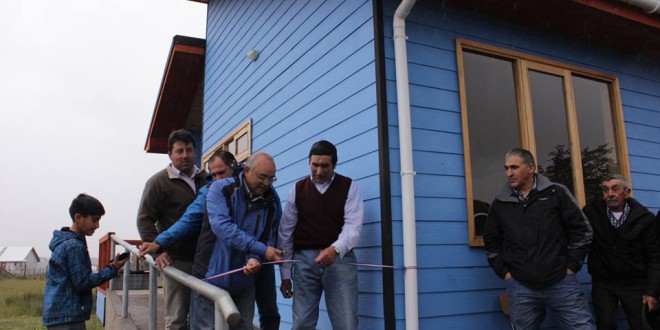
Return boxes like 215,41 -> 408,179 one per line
109,234 -> 241,329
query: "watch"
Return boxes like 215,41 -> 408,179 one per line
333,246 -> 340,256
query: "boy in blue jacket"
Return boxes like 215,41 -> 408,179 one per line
42,193 -> 128,329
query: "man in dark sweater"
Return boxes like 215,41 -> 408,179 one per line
278,140 -> 364,329
583,174 -> 660,330
136,129 -> 207,330
484,148 -> 595,329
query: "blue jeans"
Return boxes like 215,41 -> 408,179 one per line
190,290 -> 214,330
231,286 -> 256,330
189,265 -> 280,330
190,287 -> 255,330
292,249 -> 358,330
506,274 -> 595,329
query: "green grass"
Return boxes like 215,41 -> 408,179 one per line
0,277 -> 103,329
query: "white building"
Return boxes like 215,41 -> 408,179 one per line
0,246 -> 46,277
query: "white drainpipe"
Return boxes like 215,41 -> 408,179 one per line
620,0 -> 660,13
393,0 -> 419,329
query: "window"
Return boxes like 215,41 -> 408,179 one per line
202,119 -> 252,169
457,39 -> 630,246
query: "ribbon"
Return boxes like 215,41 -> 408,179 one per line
203,259 -> 416,281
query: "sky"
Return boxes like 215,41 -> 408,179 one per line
0,0 -> 207,259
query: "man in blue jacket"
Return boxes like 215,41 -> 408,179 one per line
205,152 -> 283,330
484,148 -> 595,329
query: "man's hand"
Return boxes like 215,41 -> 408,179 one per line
139,242 -> 161,258
280,279 -> 293,299
644,295 -> 659,312
265,246 -> 283,262
504,272 -> 512,280
244,258 -> 261,276
112,253 -> 129,270
154,252 -> 174,271
566,269 -> 575,275
314,246 -> 339,267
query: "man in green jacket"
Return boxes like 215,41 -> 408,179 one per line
583,174 -> 660,330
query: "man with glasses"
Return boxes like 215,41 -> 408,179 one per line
279,140 -> 364,329
204,152 -> 283,330
583,174 -> 660,329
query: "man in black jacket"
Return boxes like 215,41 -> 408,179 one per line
584,174 -> 660,330
485,148 -> 595,329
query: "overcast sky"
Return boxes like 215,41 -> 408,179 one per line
0,0 -> 206,259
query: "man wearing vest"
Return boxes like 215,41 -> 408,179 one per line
205,152 -> 283,330
279,140 -> 364,329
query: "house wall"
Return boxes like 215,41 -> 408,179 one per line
382,0 -> 660,328
203,0 -> 384,328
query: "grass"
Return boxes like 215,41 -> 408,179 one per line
0,277 -> 103,329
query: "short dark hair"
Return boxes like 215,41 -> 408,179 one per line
208,150 -> 236,168
308,140 -> 338,166
69,193 -> 105,220
506,148 -> 535,166
167,129 -> 196,152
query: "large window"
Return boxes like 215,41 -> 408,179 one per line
202,119 -> 252,170
457,39 -> 630,246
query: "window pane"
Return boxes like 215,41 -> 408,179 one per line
236,133 -> 248,154
573,75 -> 619,202
529,70 -> 574,192
227,140 -> 236,154
463,52 -> 520,237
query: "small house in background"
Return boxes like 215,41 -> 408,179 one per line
145,0 -> 660,328
0,246 -> 46,277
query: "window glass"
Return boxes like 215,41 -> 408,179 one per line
463,52 -> 520,237
237,133 -> 248,154
529,70 -> 574,193
573,75 -> 619,202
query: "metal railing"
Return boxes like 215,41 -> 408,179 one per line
109,234 -> 240,330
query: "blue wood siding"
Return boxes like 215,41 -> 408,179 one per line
204,0 -> 380,328
383,0 -> 660,328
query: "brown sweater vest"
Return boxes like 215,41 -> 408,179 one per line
294,174 -> 352,250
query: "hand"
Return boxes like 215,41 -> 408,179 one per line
314,246 -> 338,267
644,295 -> 659,312
112,253 -> 129,270
244,258 -> 261,276
154,252 -> 174,271
265,246 -> 283,262
504,272 -> 512,280
566,269 -> 575,275
280,279 -> 293,299
139,242 -> 160,258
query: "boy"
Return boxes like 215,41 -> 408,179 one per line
43,193 -> 128,329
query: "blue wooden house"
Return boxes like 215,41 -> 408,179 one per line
146,0 -> 660,328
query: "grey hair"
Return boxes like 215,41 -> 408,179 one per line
505,148 -> 535,166
602,174 -> 629,189
245,152 -> 274,168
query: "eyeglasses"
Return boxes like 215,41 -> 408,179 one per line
256,173 -> 277,183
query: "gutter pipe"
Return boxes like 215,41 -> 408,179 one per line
393,0 -> 419,329
620,0 -> 660,13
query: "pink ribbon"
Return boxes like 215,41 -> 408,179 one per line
203,259 -> 416,281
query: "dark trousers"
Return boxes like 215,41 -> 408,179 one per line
255,263 -> 280,330
592,280 -> 660,330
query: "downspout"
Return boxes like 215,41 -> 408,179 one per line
619,0 -> 660,13
393,1 -> 419,329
